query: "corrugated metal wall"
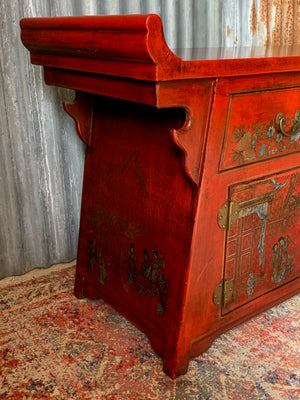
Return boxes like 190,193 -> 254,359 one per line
1,0 -> 300,278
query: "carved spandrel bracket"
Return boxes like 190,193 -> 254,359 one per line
63,91 -> 94,146
157,79 -> 217,186
170,109 -> 204,185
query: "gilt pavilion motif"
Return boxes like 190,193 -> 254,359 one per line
222,170 -> 300,314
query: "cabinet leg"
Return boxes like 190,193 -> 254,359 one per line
162,344 -> 191,379
163,356 -> 190,379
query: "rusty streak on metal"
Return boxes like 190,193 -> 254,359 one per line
250,0 -> 258,36
249,0 -> 300,47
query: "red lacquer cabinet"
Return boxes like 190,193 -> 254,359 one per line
20,14 -> 300,378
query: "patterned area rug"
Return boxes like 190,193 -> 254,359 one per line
0,266 -> 299,400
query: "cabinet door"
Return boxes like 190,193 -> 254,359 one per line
222,168 -> 300,314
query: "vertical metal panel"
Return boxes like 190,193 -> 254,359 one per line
1,0 -> 300,278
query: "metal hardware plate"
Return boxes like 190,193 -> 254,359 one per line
213,279 -> 234,308
217,200 -> 239,231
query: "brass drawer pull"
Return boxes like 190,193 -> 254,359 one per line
276,110 -> 300,137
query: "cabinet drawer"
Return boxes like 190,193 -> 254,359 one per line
219,87 -> 300,172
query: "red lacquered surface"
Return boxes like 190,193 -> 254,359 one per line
20,14 -> 300,378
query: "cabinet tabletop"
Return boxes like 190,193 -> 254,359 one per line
20,14 -> 300,82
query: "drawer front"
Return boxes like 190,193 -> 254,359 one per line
220,168 -> 300,315
219,87 -> 300,172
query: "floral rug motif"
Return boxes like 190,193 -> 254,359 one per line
0,266 -> 299,399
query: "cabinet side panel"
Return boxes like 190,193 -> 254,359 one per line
75,97 -> 195,346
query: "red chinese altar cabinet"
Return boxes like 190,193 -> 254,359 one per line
21,14 -> 300,378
